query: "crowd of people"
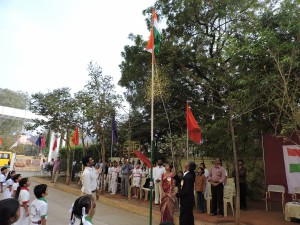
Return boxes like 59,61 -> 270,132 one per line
0,155 -> 247,225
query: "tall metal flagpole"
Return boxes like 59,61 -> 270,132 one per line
186,101 -> 189,162
149,8 -> 155,225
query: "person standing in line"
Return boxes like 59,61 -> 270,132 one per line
0,167 -> 8,199
15,177 -> 30,225
51,157 -> 61,183
132,162 -> 142,198
160,163 -> 176,223
195,167 -> 206,213
81,156 -> 98,200
153,159 -> 165,205
0,198 -> 20,225
110,161 -> 119,195
30,184 -> 48,225
208,158 -> 226,217
200,162 -> 209,199
232,159 -> 247,210
11,174 -> 21,198
3,171 -> 15,199
107,162 -> 113,192
121,158 -> 131,197
176,161 -> 196,225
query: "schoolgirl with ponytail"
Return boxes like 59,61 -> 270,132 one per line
69,195 -> 96,225
3,170 -> 15,199
15,177 -> 30,225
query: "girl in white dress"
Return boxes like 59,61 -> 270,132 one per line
3,171 -> 15,199
69,195 -> 96,225
15,177 -> 30,225
11,174 -> 22,198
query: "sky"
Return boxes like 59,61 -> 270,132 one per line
0,0 -> 155,98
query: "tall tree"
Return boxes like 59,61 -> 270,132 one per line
28,88 -> 78,184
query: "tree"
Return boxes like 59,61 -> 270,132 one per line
78,61 -> 122,193
28,88 -> 78,184
0,88 -> 29,151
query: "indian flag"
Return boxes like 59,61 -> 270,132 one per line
287,148 -> 300,172
146,9 -> 161,55
283,145 -> 300,193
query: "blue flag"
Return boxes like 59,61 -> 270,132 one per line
112,117 -> 118,144
35,135 -> 42,146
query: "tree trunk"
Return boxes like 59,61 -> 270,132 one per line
66,130 -> 71,185
100,134 -> 106,194
81,124 -> 86,156
229,113 -> 240,225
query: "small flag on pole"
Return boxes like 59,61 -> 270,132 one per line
52,138 -> 57,151
71,127 -> 79,146
41,135 -> 46,149
112,117 -> 118,144
10,141 -> 18,149
35,135 -> 42,146
146,9 -> 161,55
186,101 -> 202,144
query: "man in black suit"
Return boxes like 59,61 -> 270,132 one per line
176,161 -> 196,225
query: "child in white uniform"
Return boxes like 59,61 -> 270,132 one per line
0,167 -> 8,200
110,161 -> 119,195
132,163 -> 142,198
30,184 -> 48,225
11,174 -> 22,198
15,177 -> 30,225
3,170 -> 15,199
69,195 -> 96,225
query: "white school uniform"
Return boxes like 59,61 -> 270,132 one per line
16,188 -> 30,225
30,197 -> 48,225
110,167 -> 119,194
132,168 -> 142,187
3,178 -> 13,199
12,182 -> 19,197
0,173 -> 7,200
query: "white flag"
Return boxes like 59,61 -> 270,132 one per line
9,141 -> 18,149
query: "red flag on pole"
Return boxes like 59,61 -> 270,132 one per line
186,101 -> 202,144
52,138 -> 57,151
71,127 -> 79,146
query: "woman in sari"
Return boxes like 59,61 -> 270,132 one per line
160,163 -> 176,223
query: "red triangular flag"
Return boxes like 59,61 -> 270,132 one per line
186,101 -> 202,144
52,138 -> 57,151
71,127 -> 79,146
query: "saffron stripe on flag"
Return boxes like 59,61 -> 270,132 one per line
290,164 -> 300,173
287,148 -> 300,157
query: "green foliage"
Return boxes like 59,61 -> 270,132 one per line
0,88 -> 30,151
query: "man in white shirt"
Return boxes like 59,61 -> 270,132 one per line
81,156 -> 99,200
153,159 -> 165,205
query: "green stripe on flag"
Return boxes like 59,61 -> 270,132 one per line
289,164 -> 300,172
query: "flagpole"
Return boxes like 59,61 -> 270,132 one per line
186,101 -> 189,162
149,8 -> 155,225
110,130 -> 113,160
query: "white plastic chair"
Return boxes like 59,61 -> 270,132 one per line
224,185 -> 235,217
265,185 -> 285,213
292,187 -> 300,201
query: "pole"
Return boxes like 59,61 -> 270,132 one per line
149,8 -> 155,225
110,130 -> 113,160
186,122 -> 189,162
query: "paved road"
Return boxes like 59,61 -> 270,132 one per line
17,172 -> 150,225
